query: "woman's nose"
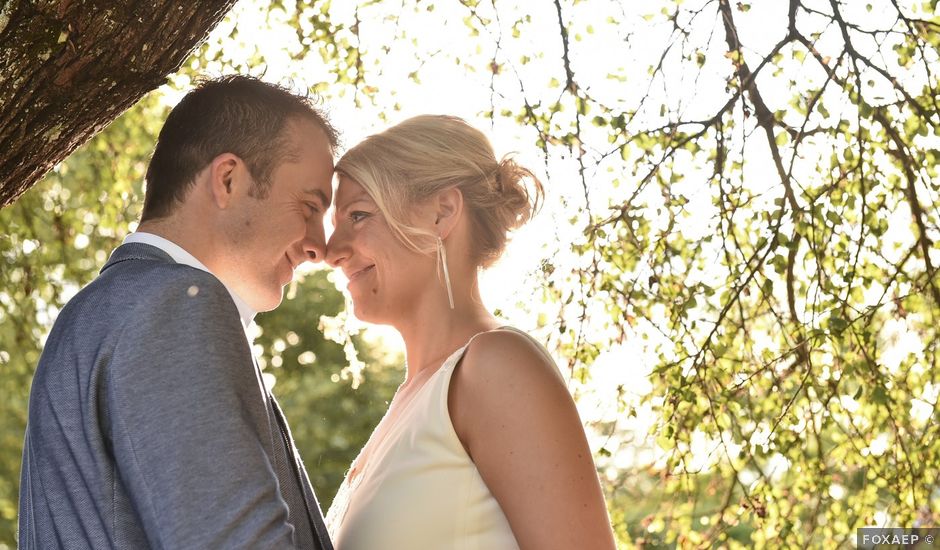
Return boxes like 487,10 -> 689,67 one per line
324,229 -> 348,268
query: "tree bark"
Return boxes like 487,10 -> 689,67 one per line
0,0 -> 238,208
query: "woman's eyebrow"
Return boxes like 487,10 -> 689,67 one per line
337,197 -> 373,212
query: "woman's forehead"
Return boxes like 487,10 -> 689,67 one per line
335,177 -> 373,206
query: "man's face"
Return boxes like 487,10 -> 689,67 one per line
222,119 -> 335,312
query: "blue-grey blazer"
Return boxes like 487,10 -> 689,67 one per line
18,243 -> 333,549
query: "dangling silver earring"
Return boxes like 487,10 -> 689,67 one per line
437,236 -> 455,310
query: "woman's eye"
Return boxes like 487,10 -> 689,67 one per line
349,211 -> 370,223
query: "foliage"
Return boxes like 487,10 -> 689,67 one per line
453,0 -> 940,546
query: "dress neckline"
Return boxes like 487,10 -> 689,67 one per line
346,340 -> 470,482
327,326 -> 514,536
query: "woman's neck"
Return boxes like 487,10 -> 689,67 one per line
395,297 -> 499,384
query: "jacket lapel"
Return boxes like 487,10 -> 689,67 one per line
270,396 -> 334,550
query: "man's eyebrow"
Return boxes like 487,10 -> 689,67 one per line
303,189 -> 330,206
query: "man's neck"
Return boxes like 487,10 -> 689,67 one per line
130,221 -> 256,329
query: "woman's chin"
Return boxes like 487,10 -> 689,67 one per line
348,300 -> 371,322
349,301 -> 394,326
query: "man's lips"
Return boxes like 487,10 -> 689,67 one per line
347,265 -> 375,282
280,254 -> 297,285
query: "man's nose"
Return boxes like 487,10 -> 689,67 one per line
302,225 -> 327,264
304,240 -> 325,263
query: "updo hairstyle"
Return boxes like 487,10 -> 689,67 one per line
335,115 -> 544,268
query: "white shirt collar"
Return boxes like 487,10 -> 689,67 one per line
123,232 -> 256,329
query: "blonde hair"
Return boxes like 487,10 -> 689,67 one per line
335,115 -> 544,268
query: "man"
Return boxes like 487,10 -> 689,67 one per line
18,75 -> 337,549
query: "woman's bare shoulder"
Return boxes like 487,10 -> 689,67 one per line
460,328 -> 566,385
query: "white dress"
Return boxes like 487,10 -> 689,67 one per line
325,335 -> 521,550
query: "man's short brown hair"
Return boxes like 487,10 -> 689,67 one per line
142,75 -> 339,221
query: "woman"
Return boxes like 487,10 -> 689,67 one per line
324,115 -> 616,549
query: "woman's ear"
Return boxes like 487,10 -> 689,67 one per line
433,187 -> 464,239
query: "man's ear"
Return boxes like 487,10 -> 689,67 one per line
207,153 -> 244,209
433,187 -> 463,239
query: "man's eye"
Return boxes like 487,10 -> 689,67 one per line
349,211 -> 370,223
304,202 -> 321,214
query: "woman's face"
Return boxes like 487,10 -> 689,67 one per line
325,177 -> 437,325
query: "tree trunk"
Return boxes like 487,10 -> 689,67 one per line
0,0 -> 238,208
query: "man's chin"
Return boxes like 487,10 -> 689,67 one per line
270,291 -> 287,311
252,288 -> 285,313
